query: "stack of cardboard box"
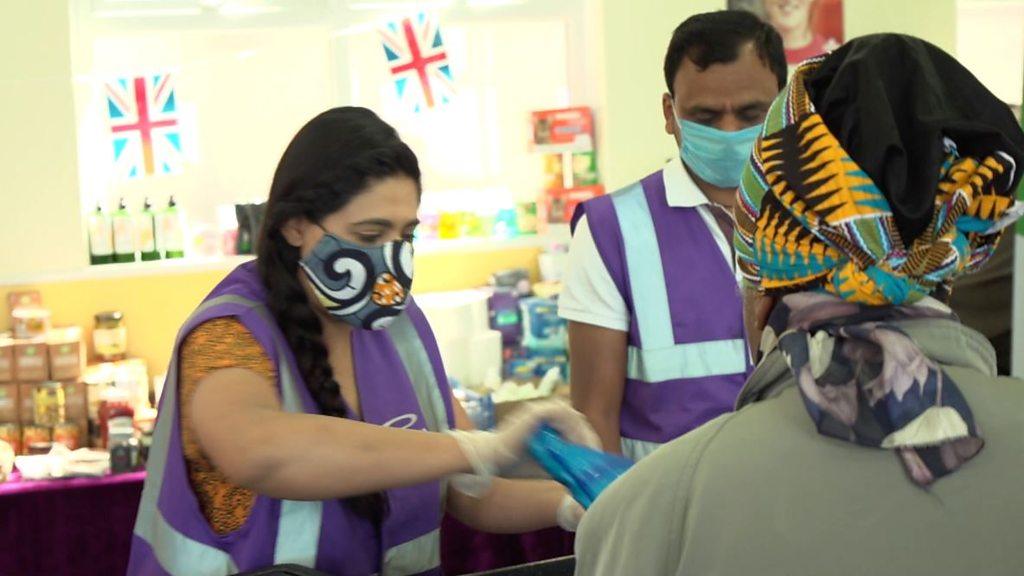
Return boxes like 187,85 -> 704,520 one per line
0,292 -> 87,454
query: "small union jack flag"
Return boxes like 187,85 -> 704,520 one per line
379,13 -> 455,112
105,74 -> 183,179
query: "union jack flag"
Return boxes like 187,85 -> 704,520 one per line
105,74 -> 183,179
379,13 -> 455,112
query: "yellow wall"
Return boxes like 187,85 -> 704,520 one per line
0,0 -> 85,276
1,248 -> 540,376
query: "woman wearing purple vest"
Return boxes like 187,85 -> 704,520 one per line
128,107 -> 596,576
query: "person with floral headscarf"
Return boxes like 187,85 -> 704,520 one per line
574,34 -> 1024,576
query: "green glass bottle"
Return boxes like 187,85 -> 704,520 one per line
156,196 -> 185,259
138,198 -> 160,262
112,198 -> 137,264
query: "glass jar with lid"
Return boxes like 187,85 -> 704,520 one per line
93,311 -> 127,362
33,381 -> 66,427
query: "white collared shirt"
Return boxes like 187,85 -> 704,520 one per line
558,157 -> 739,332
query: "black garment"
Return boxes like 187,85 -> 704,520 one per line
805,34 -> 1024,243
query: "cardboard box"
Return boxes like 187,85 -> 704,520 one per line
48,327 -> 84,381
62,380 -> 89,424
0,383 -> 18,422
7,291 -> 42,318
0,335 -> 13,382
18,383 -> 35,424
13,339 -> 49,382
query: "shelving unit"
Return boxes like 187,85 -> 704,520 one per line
0,228 -> 571,287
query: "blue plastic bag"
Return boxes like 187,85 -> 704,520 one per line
527,425 -> 633,508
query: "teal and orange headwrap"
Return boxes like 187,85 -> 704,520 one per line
735,34 -> 1024,305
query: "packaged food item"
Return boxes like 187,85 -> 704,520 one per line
13,339 -> 49,382
0,335 -> 14,382
0,437 -> 13,481
93,311 -> 128,362
47,327 -> 84,381
98,386 -> 134,449
62,380 -> 89,426
0,423 -> 21,456
21,424 -> 51,455
33,382 -> 66,427
0,384 -> 17,422
108,417 -> 138,473
18,383 -> 35,424
12,308 -> 51,340
516,202 -> 538,235
52,422 -> 83,450
7,291 -> 42,318
27,442 -> 53,455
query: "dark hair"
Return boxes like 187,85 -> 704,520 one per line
256,106 -> 421,518
664,10 -> 787,94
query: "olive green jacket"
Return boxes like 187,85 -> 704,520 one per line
575,318 -> 1024,576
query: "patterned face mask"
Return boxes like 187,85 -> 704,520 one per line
300,232 -> 414,331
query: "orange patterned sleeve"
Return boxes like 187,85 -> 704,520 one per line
178,317 -> 277,535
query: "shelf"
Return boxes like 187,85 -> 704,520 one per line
0,229 -> 571,287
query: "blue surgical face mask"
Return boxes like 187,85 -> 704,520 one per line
676,116 -> 761,188
300,232 -> 414,331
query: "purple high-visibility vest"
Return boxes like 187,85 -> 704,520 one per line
128,261 -> 455,576
572,170 -> 751,460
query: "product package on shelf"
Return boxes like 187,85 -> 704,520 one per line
520,297 -> 567,352
83,358 -> 150,448
13,339 -> 49,382
0,422 -> 20,457
47,327 -> 84,381
0,384 -> 17,423
8,290 -> 50,341
0,335 -> 13,382
488,290 -> 523,348
544,185 -> 605,225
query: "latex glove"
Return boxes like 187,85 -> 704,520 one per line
556,494 -> 585,532
449,400 -> 599,496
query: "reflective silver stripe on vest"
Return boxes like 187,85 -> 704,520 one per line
383,528 -> 441,576
207,297 -> 326,567
626,338 -> 748,383
620,437 -> 662,462
387,311 -> 451,434
611,183 -> 675,350
133,297 -> 243,575
137,293 -> 444,574
270,323 -> 324,567
612,182 -> 747,382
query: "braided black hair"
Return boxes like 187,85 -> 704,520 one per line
256,107 -> 421,519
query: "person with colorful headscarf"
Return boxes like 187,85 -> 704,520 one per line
574,34 -> 1024,576
559,11 -> 787,461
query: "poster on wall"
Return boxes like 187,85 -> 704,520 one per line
379,13 -> 455,113
104,74 -> 184,180
729,0 -> 843,67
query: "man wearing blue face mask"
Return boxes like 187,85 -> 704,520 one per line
559,10 -> 787,460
